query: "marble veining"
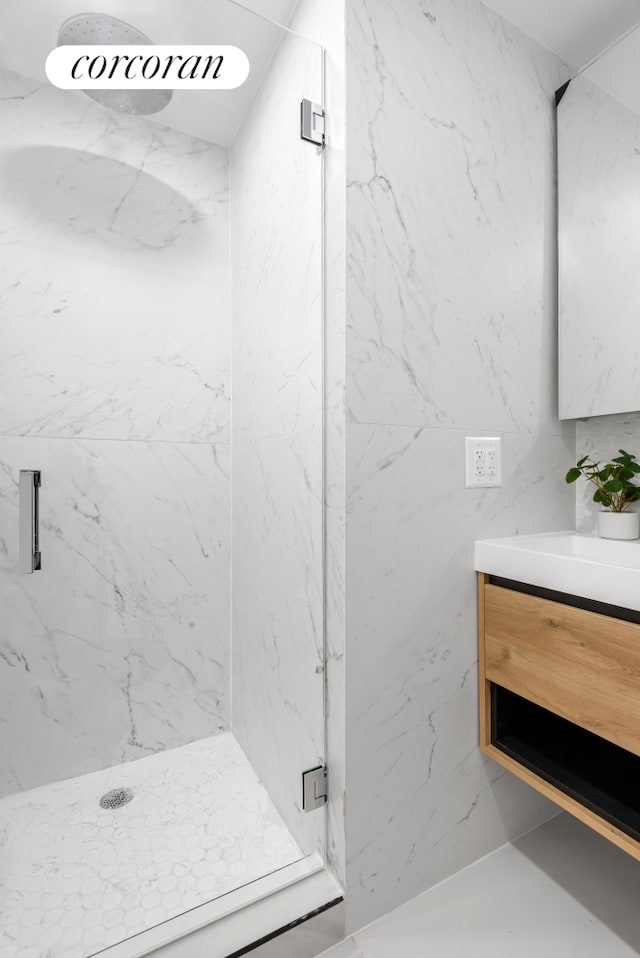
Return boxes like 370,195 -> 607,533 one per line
346,0 -> 568,434
232,430 -> 324,858
287,0 -> 348,889
230,27 -> 323,443
0,63 -> 234,810
343,0 -> 574,932
230,11 -> 326,865
0,734 -> 302,958
345,424 -> 574,929
0,438 -> 230,797
0,67 -> 230,444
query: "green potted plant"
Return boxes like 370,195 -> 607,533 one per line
566,449 -> 640,540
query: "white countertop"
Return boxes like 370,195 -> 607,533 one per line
475,531 -> 640,613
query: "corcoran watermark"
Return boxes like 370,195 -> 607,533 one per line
46,45 -> 250,91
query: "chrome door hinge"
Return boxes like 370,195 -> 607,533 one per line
302,765 -> 327,811
301,99 -> 326,148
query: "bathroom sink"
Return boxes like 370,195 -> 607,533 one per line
475,531 -> 640,612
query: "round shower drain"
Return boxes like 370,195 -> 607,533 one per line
99,787 -> 134,810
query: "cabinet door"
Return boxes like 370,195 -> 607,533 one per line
484,584 -> 640,758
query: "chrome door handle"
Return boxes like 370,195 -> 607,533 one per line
19,470 -> 41,574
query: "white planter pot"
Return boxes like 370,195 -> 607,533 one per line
597,511 -> 640,540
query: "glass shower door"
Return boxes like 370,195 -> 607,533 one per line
0,2 -> 325,955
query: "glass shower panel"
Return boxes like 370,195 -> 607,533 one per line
230,8 -> 326,868
0,2 -> 325,955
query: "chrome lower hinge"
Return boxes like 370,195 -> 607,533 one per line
302,765 -> 327,811
300,99 -> 326,148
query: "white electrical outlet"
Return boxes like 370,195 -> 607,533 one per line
465,437 -> 502,488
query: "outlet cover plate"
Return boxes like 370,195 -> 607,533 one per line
465,437 -> 502,488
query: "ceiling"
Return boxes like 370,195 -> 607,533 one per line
581,25 -> 640,118
4,1 -> 640,143
480,0 -> 640,67
0,0 -> 308,145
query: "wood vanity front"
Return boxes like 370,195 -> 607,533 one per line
478,571 -> 640,860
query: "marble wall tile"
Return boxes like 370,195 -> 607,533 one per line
232,428 -> 324,857
0,68 -> 230,443
0,437 -> 230,797
345,0 -> 568,434
575,413 -> 640,533
344,423 -> 575,931
230,30 -> 324,442
342,0 -> 577,932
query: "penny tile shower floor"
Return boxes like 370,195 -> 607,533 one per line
0,734 -> 302,958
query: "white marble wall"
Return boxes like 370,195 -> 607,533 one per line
344,0 -> 574,932
575,414 -> 640,533
230,19 -> 326,858
0,69 -> 230,443
558,76 -> 640,419
0,69 -> 231,796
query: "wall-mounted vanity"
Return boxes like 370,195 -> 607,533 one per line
476,533 -> 640,860
557,28 -> 640,420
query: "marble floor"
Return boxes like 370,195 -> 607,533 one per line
0,733 -> 302,958
321,814 -> 640,958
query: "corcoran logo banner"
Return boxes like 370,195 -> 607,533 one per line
46,45 -> 250,91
